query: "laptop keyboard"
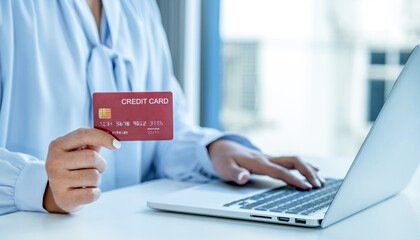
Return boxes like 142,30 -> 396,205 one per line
223,178 -> 342,216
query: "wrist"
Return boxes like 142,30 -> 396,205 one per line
207,139 -> 230,158
43,182 -> 68,214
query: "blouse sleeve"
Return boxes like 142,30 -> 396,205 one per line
0,148 -> 48,215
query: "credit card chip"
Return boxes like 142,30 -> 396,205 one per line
98,108 -> 112,119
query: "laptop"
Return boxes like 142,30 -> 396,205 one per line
148,45 -> 420,228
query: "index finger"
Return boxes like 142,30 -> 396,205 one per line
237,157 -> 312,190
264,163 -> 313,190
270,157 -> 323,187
54,128 -> 121,151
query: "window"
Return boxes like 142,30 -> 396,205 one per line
220,0 -> 420,157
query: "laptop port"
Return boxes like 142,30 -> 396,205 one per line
250,215 -> 272,219
277,217 -> 290,222
295,218 -> 307,224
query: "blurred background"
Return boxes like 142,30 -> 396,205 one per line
157,0 -> 420,158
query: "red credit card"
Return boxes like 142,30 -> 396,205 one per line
93,92 -> 173,141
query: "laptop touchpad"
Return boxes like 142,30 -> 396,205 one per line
194,176 -> 286,195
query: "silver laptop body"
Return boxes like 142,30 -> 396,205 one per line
148,45 -> 420,228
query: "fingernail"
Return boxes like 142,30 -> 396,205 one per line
303,182 -> 312,189
113,139 -> 121,149
319,176 -> 326,183
315,179 -> 322,188
238,171 -> 249,182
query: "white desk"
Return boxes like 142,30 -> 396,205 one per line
1,156 -> 420,240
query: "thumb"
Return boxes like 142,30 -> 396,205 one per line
227,162 -> 250,185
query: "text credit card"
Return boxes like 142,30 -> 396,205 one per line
93,92 -> 173,141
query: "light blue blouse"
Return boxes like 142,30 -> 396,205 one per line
0,0 -> 224,215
